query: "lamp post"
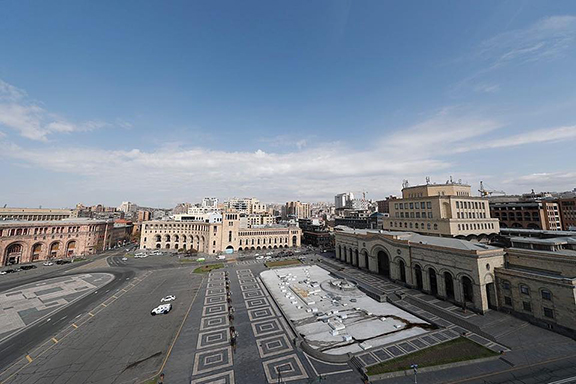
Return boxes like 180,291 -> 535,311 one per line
411,364 -> 418,384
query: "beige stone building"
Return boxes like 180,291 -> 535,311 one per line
140,212 -> 301,253
383,182 -> 499,240
0,219 -> 114,265
495,236 -> 576,338
0,208 -> 74,221
335,228 -> 505,313
491,201 -> 562,231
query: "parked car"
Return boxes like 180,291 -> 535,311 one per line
161,295 -> 176,302
43,262 -> 54,266
4,269 -> 15,274
265,252 -> 273,256
152,251 -> 162,256
217,255 -> 226,260
0,271 -> 6,275
264,256 -> 272,261
151,303 -> 172,316
122,257 -> 128,261
20,265 -> 37,270
55,259 -> 71,265
256,255 -> 264,260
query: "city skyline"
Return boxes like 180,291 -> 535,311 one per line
1,1 -> 576,207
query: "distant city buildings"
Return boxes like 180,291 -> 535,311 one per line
224,197 -> 267,214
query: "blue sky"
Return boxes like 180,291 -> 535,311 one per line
1,1 -> 575,207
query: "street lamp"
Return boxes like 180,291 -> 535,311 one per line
411,364 -> 418,384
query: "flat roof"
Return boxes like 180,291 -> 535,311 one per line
336,226 -> 500,252
0,218 -> 110,227
501,228 -> 576,237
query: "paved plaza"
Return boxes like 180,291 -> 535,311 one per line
0,273 -> 113,341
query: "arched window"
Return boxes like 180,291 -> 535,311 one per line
433,224 -> 438,230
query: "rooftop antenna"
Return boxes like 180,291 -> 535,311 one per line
425,176 -> 430,185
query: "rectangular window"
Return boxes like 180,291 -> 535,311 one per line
395,203 -> 399,210
522,301 -> 532,312
427,212 -> 433,218
541,290 -> 552,300
415,212 -> 421,218
504,296 -> 512,306
520,285 -> 530,295
409,203 -> 414,209
400,203 -> 404,209
420,202 -> 425,209
543,307 -> 554,318
427,202 -> 432,209
456,201 -> 460,209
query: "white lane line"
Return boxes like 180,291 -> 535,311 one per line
548,376 -> 576,384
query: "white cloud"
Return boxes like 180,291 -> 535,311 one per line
0,78 -> 121,141
504,171 -> 576,192
473,83 -> 500,93
479,15 -> 576,67
1,106 -> 574,205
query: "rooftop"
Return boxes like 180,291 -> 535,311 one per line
0,218 -> 111,227
336,226 -> 500,252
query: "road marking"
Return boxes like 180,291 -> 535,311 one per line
548,377 -> 576,384
89,312 -> 94,317
51,337 -> 58,344
72,323 -> 78,328
26,355 -> 32,363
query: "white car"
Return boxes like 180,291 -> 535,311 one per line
43,262 -> 54,266
256,255 -> 264,260
152,251 -> 162,256
264,256 -> 272,261
0,271 -> 6,275
254,253 -> 260,257
217,255 -> 226,260
265,252 -> 273,256
122,257 -> 128,261
161,295 -> 176,302
151,303 -> 172,316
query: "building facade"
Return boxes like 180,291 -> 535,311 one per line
495,235 -> 576,338
557,198 -> 576,231
335,228 -> 505,313
224,198 -> 267,214
0,219 -> 114,265
284,201 -> 310,220
491,201 -> 562,231
140,213 -> 301,253
0,208 -> 74,221
336,225 -> 576,339
383,183 -> 499,240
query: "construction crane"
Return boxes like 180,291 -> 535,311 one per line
478,181 -> 506,197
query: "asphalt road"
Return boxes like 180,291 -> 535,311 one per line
0,267 -> 134,370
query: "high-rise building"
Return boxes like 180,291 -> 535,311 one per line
118,201 -> 136,213
284,201 -> 310,220
383,181 -> 499,239
335,193 -> 354,210
202,197 -> 219,208
225,198 -> 267,214
137,210 -> 151,222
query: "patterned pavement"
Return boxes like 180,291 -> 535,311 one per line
318,257 -> 509,370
